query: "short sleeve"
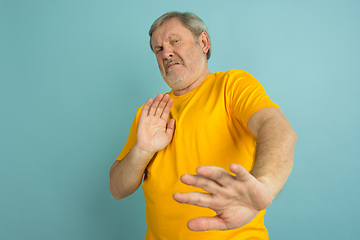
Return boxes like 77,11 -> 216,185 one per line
115,106 -> 142,161
226,70 -> 280,126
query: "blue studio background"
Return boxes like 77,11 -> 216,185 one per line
1,1 -> 359,239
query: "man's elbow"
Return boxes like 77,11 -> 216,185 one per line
278,118 -> 297,148
288,127 -> 297,145
110,185 -> 127,200
284,127 -> 297,168
111,193 -> 124,201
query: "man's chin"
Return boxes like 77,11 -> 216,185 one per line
164,76 -> 185,88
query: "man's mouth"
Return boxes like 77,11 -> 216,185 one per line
166,62 -> 180,69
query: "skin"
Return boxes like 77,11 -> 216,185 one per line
110,17 -> 297,231
151,18 -> 211,96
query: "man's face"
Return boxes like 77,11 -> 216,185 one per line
151,18 -> 208,92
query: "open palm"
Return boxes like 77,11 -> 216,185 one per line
135,93 -> 175,156
173,164 -> 274,231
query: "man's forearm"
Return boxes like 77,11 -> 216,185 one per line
250,117 -> 297,199
110,145 -> 154,200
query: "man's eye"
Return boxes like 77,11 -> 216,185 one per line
173,40 -> 180,44
156,48 -> 163,54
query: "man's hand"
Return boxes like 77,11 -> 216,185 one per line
135,93 -> 175,158
110,93 -> 175,200
173,164 -> 274,231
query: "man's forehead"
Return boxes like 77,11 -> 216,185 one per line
154,19 -> 183,37
151,19 -> 191,47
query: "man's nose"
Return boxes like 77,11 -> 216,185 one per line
162,47 -> 174,60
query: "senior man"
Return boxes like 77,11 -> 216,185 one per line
110,11 -> 297,240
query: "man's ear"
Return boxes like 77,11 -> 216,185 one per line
199,32 -> 210,55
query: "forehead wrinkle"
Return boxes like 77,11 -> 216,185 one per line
151,18 -> 186,50
153,33 -> 178,50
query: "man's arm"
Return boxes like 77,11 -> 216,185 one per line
110,94 -> 175,200
248,107 -> 296,199
173,107 -> 296,231
110,146 -> 154,200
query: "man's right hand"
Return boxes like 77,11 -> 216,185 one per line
110,93 -> 175,200
134,93 -> 175,162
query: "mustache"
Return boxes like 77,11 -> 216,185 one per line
164,57 -> 185,70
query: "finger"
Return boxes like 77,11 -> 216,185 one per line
160,97 -> 173,120
187,216 -> 228,231
229,164 -> 253,182
148,94 -> 163,115
166,118 -> 175,134
154,94 -> 170,117
173,192 -> 213,208
180,174 -> 222,194
196,166 -> 235,187
141,98 -> 153,117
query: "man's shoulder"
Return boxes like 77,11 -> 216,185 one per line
214,69 -> 255,83
224,69 -> 252,77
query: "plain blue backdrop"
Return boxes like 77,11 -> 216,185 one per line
1,0 -> 359,239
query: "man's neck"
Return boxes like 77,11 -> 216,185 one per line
173,69 -> 212,96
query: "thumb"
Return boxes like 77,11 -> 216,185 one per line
187,216 -> 227,231
230,164 -> 253,182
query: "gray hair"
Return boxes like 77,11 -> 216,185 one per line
149,11 -> 211,60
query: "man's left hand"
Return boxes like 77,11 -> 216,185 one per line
173,164 -> 274,231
